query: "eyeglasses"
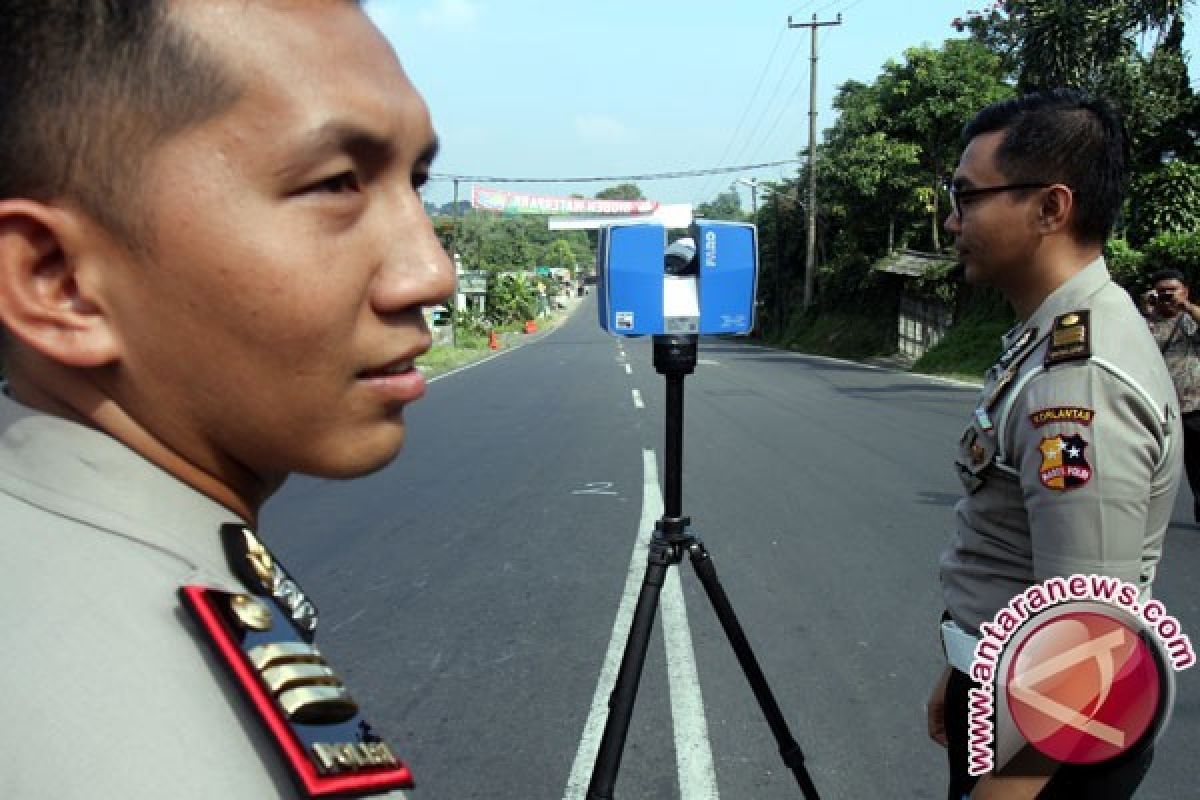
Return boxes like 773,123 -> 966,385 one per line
944,181 -> 1054,218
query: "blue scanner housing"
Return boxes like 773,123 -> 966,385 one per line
597,220 -> 758,336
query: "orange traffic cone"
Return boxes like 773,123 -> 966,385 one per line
488,331 -> 500,350
524,319 -> 538,334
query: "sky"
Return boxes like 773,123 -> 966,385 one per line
365,0 -> 1197,213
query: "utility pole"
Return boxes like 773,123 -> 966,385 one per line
788,12 -> 841,311
736,177 -> 759,216
450,177 -> 462,348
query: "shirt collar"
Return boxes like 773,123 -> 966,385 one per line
0,391 -> 246,580
1003,256 -> 1109,347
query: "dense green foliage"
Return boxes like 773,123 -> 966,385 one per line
439,212 -> 592,275
1142,231 -> 1200,283
777,309 -> 897,360
1128,161 -> 1200,245
485,275 -> 538,326
913,313 -> 1014,377
695,189 -> 746,221
746,0 -> 1198,374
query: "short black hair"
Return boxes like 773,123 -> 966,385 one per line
0,1 -> 242,246
962,88 -> 1129,245
1150,269 -> 1186,285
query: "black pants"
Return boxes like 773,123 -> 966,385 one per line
944,669 -> 1153,799
1183,411 -> 1200,518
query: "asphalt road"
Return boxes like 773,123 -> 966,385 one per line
262,295 -> 1200,799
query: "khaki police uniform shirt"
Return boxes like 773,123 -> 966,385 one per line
0,392 -> 405,799
940,258 -> 1182,635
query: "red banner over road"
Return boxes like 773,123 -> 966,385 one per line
471,186 -> 659,216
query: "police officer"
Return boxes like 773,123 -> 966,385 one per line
0,2 -> 454,797
926,90 -> 1181,799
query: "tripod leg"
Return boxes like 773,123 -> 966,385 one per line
686,541 -> 821,800
587,538 -> 674,800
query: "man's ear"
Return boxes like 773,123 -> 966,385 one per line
0,199 -> 120,368
1038,184 -> 1074,234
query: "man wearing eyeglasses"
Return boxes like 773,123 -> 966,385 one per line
926,90 -> 1181,799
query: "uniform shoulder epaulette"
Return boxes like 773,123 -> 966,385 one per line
1044,310 -> 1091,367
180,524 -> 413,797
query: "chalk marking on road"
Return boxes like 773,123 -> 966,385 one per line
632,389 -> 645,409
572,482 -> 619,496
563,449 -> 718,800
328,607 -> 368,634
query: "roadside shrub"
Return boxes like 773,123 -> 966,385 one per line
485,274 -> 537,326
914,310 -> 1012,377
451,306 -> 490,340
1128,161 -> 1200,247
1103,238 -> 1146,290
1142,231 -> 1200,288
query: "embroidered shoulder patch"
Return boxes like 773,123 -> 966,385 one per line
1044,311 -> 1091,366
180,586 -> 413,797
1037,434 -> 1093,491
1030,406 -> 1095,427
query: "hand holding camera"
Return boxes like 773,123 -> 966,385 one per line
1145,286 -> 1188,315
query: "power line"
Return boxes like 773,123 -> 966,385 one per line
699,33 -> 810,204
737,59 -> 811,171
695,27 -> 790,204
428,158 -> 801,185
717,41 -> 806,189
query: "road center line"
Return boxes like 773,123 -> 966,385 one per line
632,389 -> 644,409
625,364 -> 633,375
563,449 -> 718,799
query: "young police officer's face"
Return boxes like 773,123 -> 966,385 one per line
944,130 -> 1044,290
101,0 -> 453,498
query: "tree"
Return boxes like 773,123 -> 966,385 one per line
874,41 -> 1012,251
438,211 -> 593,274
1128,160 -> 1200,245
486,274 -> 537,325
1102,13 -> 1198,172
541,239 -> 578,272
695,188 -> 744,221
595,183 -> 645,201
824,131 -> 923,253
954,0 -> 1189,92
953,0 -> 1198,239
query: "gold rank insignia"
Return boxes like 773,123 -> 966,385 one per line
1045,310 -> 1092,366
180,585 -> 413,797
221,524 -> 318,641
970,443 -> 988,466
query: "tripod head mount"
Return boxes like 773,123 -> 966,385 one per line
652,334 -> 698,378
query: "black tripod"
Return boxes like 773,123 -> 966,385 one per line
586,334 -> 820,800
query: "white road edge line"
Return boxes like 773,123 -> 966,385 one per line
662,510 -> 720,799
563,450 -> 718,799
632,389 -> 645,409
